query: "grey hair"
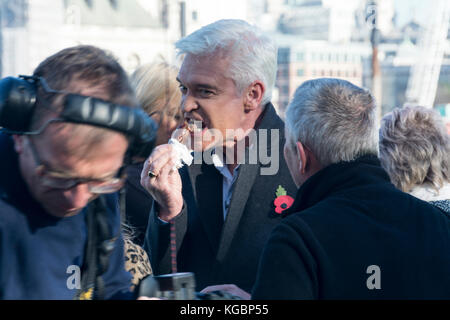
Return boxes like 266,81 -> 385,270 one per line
379,106 -> 450,192
285,78 -> 378,167
175,19 -> 277,106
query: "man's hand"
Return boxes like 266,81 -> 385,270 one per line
200,284 -> 251,300
141,144 -> 184,221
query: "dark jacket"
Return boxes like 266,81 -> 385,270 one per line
0,133 -> 132,300
144,103 -> 297,292
252,155 -> 450,299
124,162 -> 154,246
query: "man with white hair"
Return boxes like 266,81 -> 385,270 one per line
252,78 -> 450,299
141,19 -> 296,294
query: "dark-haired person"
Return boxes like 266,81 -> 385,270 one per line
0,45 -> 140,299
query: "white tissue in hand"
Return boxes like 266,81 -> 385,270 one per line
168,138 -> 193,169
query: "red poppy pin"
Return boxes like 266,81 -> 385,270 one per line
274,185 -> 294,214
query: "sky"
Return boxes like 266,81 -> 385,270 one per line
394,0 -> 431,27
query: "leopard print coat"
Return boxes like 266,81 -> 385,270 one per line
124,238 -> 152,290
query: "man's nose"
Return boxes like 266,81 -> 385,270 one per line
65,184 -> 93,209
181,94 -> 198,113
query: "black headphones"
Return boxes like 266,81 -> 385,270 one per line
0,75 -> 158,160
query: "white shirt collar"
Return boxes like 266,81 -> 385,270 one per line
211,152 -> 240,180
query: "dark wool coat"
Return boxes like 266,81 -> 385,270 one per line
252,156 -> 450,299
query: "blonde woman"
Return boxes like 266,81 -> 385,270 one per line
131,61 -> 182,146
125,61 -> 182,244
121,61 -> 182,289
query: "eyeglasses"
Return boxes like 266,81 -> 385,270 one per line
26,136 -> 126,194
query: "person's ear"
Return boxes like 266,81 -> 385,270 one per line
296,142 -> 322,176
12,135 -> 25,154
244,81 -> 265,113
295,141 -> 308,174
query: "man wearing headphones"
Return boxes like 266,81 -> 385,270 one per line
0,45 -> 155,299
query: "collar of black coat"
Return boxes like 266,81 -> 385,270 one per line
255,102 -> 281,131
283,154 -> 390,216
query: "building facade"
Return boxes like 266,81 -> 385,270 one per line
276,37 -> 370,115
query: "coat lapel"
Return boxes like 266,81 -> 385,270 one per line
216,103 -> 281,262
216,157 -> 260,262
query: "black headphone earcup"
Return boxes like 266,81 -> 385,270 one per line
0,76 -> 37,132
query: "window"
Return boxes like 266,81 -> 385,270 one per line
297,69 -> 304,77
278,49 -> 290,63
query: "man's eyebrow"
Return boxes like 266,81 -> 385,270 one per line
196,83 -> 218,91
177,79 -> 217,89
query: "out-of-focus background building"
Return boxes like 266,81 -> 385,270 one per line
0,0 -> 449,132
